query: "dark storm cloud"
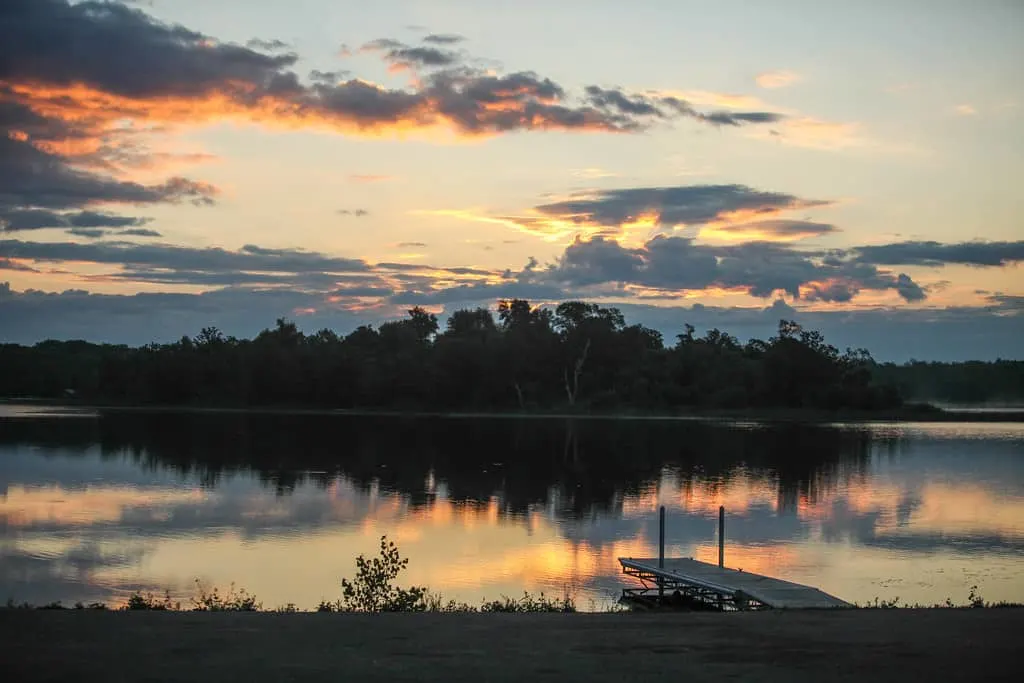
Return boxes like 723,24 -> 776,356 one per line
852,240 -> 1024,267
547,236 -> 925,301
422,34 -> 465,45
534,185 -> 830,227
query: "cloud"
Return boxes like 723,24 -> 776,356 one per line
422,34 -> 465,45
308,69 -> 350,85
583,85 -> 785,128
546,235 -> 926,302
988,294 -> 1024,310
533,184 -> 830,230
337,208 -> 370,217
753,117 -> 875,151
434,184 -> 832,242
246,38 -> 292,51
954,104 -> 978,116
852,241 -> 1024,267
756,70 -> 801,89
0,208 -> 152,232
395,242 -> 427,248
1,281 -> 1020,361
65,227 -> 162,239
361,39 -> 462,72
0,258 -> 37,272
0,134 -> 217,210
1,2 -> 784,143
2,1 -> 299,99
0,90 -> 217,238
701,219 -> 837,242
0,240 -> 371,276
0,238 -> 508,299
571,168 -> 620,179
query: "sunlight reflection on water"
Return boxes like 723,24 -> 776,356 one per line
0,411 -> 1021,610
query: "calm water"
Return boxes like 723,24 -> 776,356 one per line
1,406 -> 1022,610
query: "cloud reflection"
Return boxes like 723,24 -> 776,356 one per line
0,413 -> 1022,608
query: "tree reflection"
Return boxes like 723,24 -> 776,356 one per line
0,412 -> 875,519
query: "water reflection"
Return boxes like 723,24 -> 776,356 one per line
0,411 -> 1022,609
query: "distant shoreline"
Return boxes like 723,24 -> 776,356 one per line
2,398 -> 1023,423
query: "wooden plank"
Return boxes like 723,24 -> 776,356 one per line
619,557 -> 852,609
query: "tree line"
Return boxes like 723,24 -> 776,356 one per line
874,360 -> 1024,405
0,299 -> 923,412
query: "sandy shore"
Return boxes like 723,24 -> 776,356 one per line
2,609 -> 1021,682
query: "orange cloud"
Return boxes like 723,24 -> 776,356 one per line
699,219 -> 837,243
755,70 -> 802,89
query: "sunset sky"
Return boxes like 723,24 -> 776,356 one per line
1,0 -> 1022,359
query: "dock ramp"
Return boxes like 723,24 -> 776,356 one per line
619,557 -> 852,610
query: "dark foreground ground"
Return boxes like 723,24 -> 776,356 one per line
2,609 -> 1021,682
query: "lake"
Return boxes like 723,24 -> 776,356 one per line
1,406 -> 1022,610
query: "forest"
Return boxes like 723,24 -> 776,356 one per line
0,299 -> 1019,411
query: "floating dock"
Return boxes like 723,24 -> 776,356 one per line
618,557 -> 852,610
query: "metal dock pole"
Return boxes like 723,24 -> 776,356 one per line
718,505 -> 725,568
658,505 -> 665,600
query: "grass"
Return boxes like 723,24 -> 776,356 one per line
3,609 -> 1023,683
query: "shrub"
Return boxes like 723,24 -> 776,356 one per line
124,591 -> 179,611
190,580 -> 261,611
338,536 -> 428,612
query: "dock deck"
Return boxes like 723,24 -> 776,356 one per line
619,557 -> 852,610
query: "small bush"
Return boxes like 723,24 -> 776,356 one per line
190,580 -> 261,612
124,591 -> 179,611
338,536 -> 428,612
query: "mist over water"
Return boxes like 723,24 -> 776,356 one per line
1,409 -> 1022,610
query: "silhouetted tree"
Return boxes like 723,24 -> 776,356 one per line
5,301 -> 987,412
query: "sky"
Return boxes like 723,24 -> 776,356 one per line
1,0 -> 1022,360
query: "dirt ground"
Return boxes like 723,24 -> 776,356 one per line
2,609 -> 1020,682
